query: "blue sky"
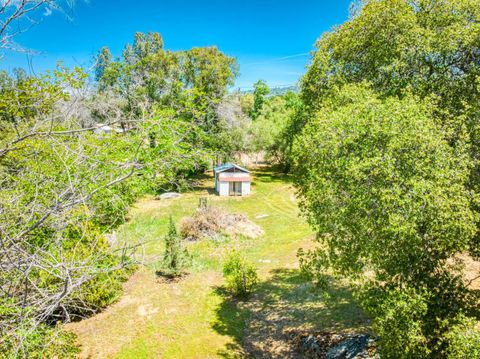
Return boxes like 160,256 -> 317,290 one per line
1,0 -> 352,89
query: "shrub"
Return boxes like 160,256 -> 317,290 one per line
358,285 -> 431,358
222,251 -> 259,298
1,322 -> 79,359
68,258 -> 136,319
158,217 -> 189,277
443,315 -> 480,359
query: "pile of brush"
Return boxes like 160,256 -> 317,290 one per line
179,206 -> 263,241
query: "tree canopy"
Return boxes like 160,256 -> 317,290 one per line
291,0 -> 480,355
293,84 -> 479,356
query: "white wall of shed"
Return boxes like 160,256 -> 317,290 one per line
218,181 -> 229,196
242,181 -> 251,196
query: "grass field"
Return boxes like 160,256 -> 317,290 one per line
67,167 -> 370,358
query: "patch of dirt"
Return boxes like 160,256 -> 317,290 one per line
155,271 -> 188,284
137,304 -> 160,319
460,253 -> 480,290
447,253 -> 480,290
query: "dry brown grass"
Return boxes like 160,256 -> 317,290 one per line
459,253 -> 480,290
179,206 -> 264,241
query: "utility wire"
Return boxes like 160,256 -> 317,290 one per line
241,52 -> 310,67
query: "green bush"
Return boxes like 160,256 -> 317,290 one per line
222,251 -> 259,298
158,217 -> 189,277
443,315 -> 480,359
292,85 -> 479,356
358,285 -> 431,358
69,258 -> 136,318
0,323 -> 78,359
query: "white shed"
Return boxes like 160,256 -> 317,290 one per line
214,163 -> 251,197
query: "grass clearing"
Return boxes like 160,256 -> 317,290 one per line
67,167 -> 370,358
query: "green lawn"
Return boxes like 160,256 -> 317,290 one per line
68,167 -> 370,358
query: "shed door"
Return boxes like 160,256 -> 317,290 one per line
229,182 -> 242,196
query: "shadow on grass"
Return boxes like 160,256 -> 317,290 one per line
253,165 -> 293,185
188,172 -> 217,194
154,270 -> 188,283
212,268 -> 370,358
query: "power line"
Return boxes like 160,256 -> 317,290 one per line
242,52 -> 310,67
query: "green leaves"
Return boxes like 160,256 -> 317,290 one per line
251,80 -> 270,119
94,32 -> 238,158
292,84 -> 479,356
294,85 -> 475,276
223,251 -> 259,298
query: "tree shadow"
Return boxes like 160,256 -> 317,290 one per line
211,268 -> 370,358
188,172 -> 217,194
253,165 -> 293,185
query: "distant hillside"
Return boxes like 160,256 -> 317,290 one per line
233,85 -> 300,96
269,85 -> 300,96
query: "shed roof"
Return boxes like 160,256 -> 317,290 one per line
214,163 -> 250,174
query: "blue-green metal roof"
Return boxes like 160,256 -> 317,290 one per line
214,163 -> 250,173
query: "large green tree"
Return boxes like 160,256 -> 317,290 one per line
94,33 -> 238,159
251,79 -> 270,119
289,0 -> 480,176
293,84 -> 479,357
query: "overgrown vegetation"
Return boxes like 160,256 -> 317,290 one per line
290,1 -> 480,357
2,0 -> 480,357
222,251 -> 259,298
0,2 -> 240,354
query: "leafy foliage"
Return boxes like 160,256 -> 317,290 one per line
293,85 -> 479,356
443,314 -> 480,359
284,0 -> 480,176
251,80 -> 270,119
290,2 -> 480,355
1,322 -> 79,359
94,32 -> 238,160
222,251 -> 259,298
0,31 -> 237,355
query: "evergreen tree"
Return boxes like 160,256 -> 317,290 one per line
163,216 -> 185,275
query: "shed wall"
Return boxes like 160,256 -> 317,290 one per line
242,181 -> 251,196
218,181 -> 229,196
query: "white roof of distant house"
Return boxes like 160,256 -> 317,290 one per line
94,123 -> 124,134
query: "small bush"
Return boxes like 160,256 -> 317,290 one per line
1,323 -> 79,359
158,217 -> 189,277
222,251 -> 259,298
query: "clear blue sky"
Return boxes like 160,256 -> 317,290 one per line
1,0 -> 352,89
